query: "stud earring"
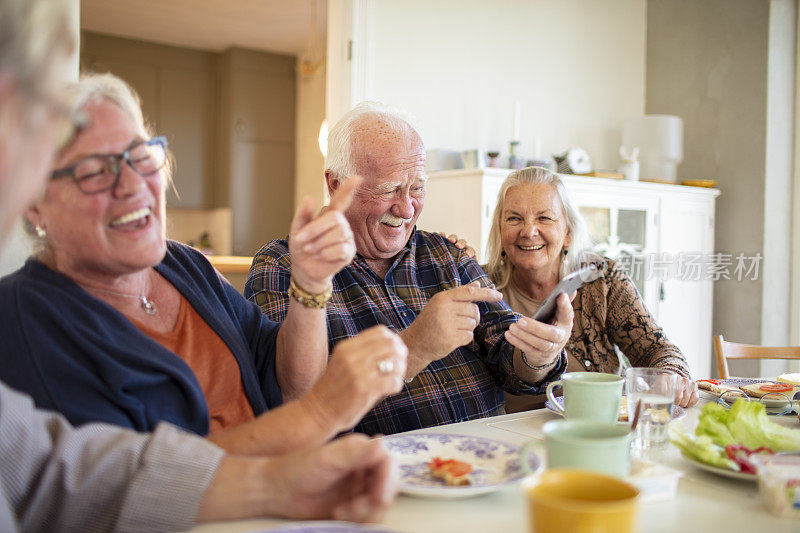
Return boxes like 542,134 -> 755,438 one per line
563,248 -> 569,257
34,225 -> 46,238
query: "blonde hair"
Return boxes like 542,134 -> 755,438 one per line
62,72 -> 153,138
485,166 -> 594,290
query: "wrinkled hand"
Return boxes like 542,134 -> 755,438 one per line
674,376 -> 698,407
289,176 -> 360,293
506,293 -> 574,368
402,282 -> 502,367
265,434 -> 399,522
306,325 -> 408,432
440,232 -> 477,259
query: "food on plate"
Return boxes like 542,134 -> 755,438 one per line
669,400 -> 800,473
725,444 -> 774,474
777,373 -> 800,387
740,382 -> 795,398
427,457 -> 472,486
695,379 -> 745,398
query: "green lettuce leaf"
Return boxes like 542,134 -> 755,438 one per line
668,424 -> 739,470
725,399 -> 800,452
695,402 -> 736,447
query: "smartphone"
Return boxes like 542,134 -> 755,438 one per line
532,264 -> 603,323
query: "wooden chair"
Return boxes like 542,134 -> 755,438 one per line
713,335 -> 800,379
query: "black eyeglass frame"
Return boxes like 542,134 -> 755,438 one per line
50,136 -> 168,194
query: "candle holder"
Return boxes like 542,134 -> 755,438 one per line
508,140 -> 524,170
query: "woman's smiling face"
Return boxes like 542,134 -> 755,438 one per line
29,98 -> 167,279
500,183 -> 570,280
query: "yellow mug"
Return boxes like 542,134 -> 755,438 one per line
523,469 -> 639,533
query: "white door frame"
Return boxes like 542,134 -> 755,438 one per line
325,0 -> 373,126
791,3 -> 800,361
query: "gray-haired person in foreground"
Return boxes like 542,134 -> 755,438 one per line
0,0 -> 398,531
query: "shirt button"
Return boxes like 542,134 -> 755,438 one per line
584,360 -> 591,368
401,312 -> 407,317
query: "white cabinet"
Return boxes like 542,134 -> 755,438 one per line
417,168 -> 720,378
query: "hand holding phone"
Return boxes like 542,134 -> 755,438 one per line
532,264 -> 603,324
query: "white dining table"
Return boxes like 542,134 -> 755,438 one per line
191,399 -> 799,533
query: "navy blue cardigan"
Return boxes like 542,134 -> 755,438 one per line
0,241 -> 282,435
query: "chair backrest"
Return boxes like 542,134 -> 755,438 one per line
713,334 -> 800,379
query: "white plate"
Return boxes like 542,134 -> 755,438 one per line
544,396 -> 687,422
382,433 -> 541,499
680,452 -> 756,482
252,523 -> 397,533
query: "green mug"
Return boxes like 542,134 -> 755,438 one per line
541,419 -> 633,477
545,372 -> 624,423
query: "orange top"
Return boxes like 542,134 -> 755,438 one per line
132,296 -> 255,434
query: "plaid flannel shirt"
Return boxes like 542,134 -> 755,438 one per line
245,229 -> 565,435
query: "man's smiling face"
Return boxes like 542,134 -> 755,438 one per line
338,118 -> 427,261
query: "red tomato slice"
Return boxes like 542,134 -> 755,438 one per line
428,457 -> 472,477
696,379 -> 721,385
759,383 -> 793,393
441,461 -> 472,477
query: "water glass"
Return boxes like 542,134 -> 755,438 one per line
625,368 -> 677,449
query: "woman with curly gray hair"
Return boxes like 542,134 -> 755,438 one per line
483,166 -> 697,411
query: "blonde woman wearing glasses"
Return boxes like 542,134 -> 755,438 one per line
0,73 -> 408,455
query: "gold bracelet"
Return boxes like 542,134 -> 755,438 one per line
288,278 -> 332,309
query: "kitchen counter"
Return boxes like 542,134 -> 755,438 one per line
206,255 -> 253,274
206,256 -> 252,293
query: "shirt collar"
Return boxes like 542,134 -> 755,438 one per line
354,227 -> 418,277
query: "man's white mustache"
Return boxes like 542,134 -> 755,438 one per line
379,214 -> 412,226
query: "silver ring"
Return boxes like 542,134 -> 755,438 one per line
377,358 -> 395,374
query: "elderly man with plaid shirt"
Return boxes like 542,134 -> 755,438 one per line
245,102 -> 574,435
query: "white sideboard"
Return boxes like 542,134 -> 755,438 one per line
417,168 -> 720,378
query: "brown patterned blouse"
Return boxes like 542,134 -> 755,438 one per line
496,257 -> 691,412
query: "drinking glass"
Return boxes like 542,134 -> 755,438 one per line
625,368 -> 677,449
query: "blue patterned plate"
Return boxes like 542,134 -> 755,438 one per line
544,396 -> 687,421
382,433 -> 541,499
698,378 -> 796,412
252,523 -> 397,533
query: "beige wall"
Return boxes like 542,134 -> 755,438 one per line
82,32 -> 219,209
363,0 -> 646,169
646,0 -> 796,376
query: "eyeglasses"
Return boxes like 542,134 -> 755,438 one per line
50,136 -> 168,194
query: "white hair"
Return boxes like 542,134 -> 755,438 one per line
0,0 -> 74,98
325,101 -> 419,181
485,166 -> 596,290
62,72 -> 153,139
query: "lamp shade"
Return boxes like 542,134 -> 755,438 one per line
622,115 -> 683,183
